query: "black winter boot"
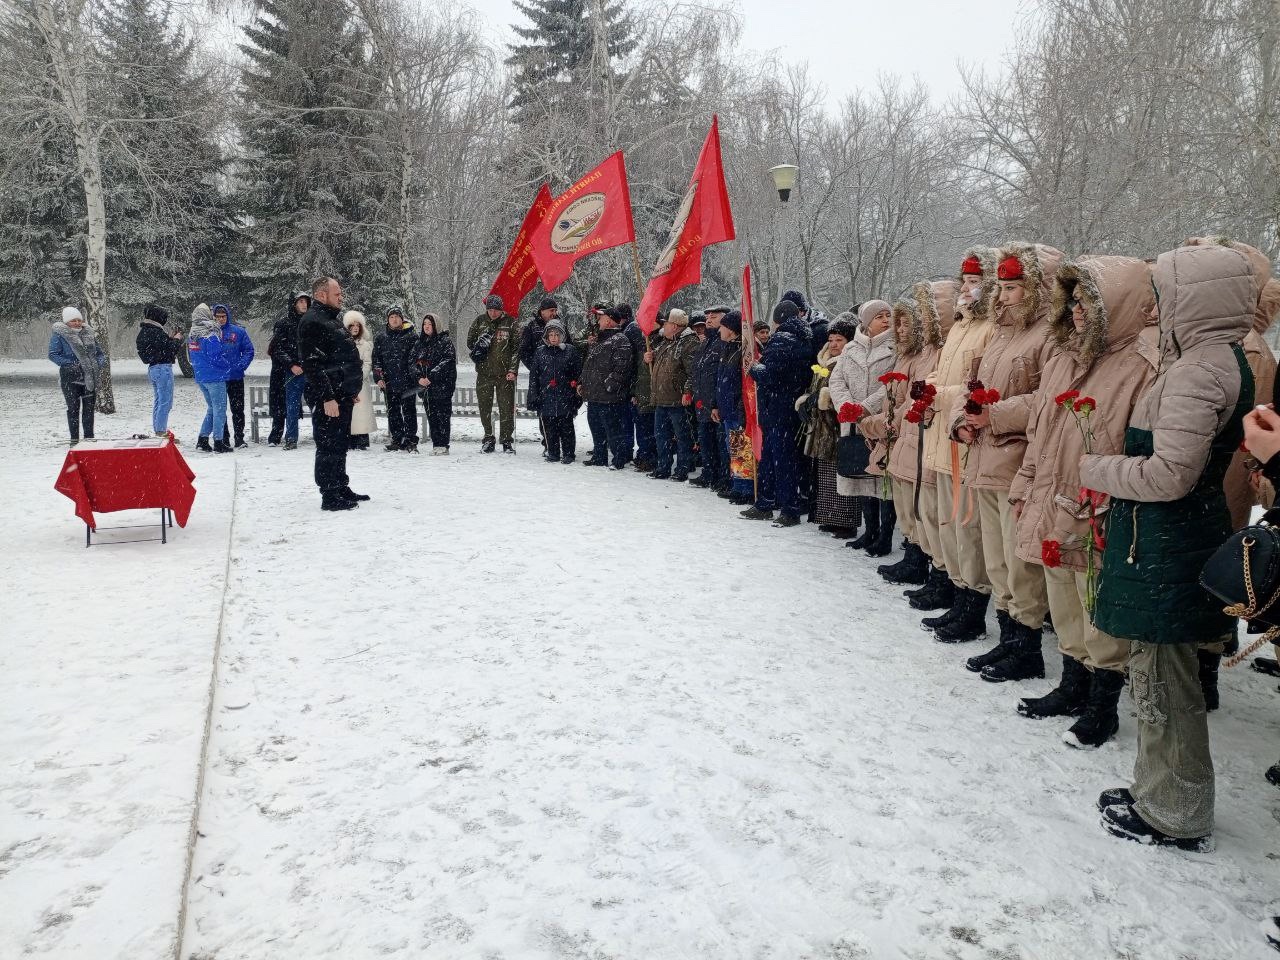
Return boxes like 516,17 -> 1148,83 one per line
966,609 -> 1015,672
845,498 -> 878,550
865,501 -> 896,557
1267,762 -> 1280,788
911,569 -> 957,612
1197,649 -> 1221,712
213,438 -> 234,454
1063,668 -> 1125,749
934,589 -> 990,643
905,564 -> 944,599
1018,655 -> 1091,718
385,438 -> 403,452
1099,802 -> 1211,851
878,542 -> 929,585
196,435 -> 213,452
980,623 -> 1045,682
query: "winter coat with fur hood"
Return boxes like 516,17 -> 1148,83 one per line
343,312 -> 376,435
924,247 -> 999,476
829,309 -> 896,496
958,242 -> 1062,492
1009,256 -> 1158,572
860,280 -> 959,485
1080,243 -> 1257,644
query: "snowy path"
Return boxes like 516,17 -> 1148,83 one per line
3,364 -> 1279,959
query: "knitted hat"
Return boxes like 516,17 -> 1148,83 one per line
960,255 -> 984,276
829,317 -> 858,341
780,289 -> 808,312
858,299 -> 893,327
615,304 -> 634,323
483,294 -> 504,310
61,306 -> 83,323
666,308 -> 690,328
721,310 -> 742,334
773,300 -> 799,324
143,304 -> 168,324
538,297 -> 558,313
544,319 -> 567,340
997,255 -> 1024,281
386,305 -> 406,321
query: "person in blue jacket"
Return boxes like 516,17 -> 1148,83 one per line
212,303 -> 254,447
48,306 -> 107,446
187,303 -> 232,453
712,311 -> 754,505
742,299 -> 812,526
527,319 -> 584,463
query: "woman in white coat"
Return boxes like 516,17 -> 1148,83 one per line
828,299 -> 897,553
344,311 -> 376,449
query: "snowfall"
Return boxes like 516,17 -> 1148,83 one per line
2,356 -> 1279,960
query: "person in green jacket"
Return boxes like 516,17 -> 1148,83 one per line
468,294 -> 522,453
1080,241 -> 1259,851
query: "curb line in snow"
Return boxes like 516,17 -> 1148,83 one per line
172,458 -> 238,960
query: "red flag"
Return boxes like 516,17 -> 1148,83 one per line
529,152 -> 636,292
488,184 -> 553,317
741,264 -> 763,459
636,117 -> 736,335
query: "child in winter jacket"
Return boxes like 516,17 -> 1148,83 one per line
527,319 -> 583,463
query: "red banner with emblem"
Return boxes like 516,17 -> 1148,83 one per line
529,152 -> 636,292
741,264 -> 763,460
635,116 -> 737,334
488,184 -> 553,317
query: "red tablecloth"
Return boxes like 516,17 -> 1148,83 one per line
54,439 -> 197,530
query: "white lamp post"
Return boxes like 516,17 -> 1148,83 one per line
768,163 -> 799,202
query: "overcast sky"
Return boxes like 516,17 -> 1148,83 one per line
460,0 -> 1029,106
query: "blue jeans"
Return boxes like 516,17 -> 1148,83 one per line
654,405 -> 694,475
148,364 -> 174,433
634,403 -> 656,462
586,401 -> 627,465
754,420 -> 802,516
198,380 -> 228,440
284,374 -> 306,442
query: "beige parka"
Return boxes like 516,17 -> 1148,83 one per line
958,242 -> 1063,492
1010,256 -> 1159,571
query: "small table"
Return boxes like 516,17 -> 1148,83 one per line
54,438 -> 198,547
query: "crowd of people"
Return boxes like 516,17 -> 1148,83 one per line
46,242 -> 1280,945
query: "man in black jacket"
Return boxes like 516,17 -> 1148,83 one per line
136,304 -> 182,437
372,307 -> 418,452
521,297 -> 559,452
577,308 -> 635,469
690,304 -> 729,490
298,277 -> 367,510
267,291 -> 310,447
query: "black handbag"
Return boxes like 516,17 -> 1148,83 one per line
1200,508 -> 1280,635
469,332 -> 492,364
836,431 -> 872,480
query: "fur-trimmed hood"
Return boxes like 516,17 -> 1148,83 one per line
894,279 -> 959,357
1050,256 -> 1154,367
1257,277 -> 1280,335
957,245 -> 999,322
994,241 -> 1063,330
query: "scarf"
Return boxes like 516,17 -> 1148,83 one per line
53,321 -> 101,392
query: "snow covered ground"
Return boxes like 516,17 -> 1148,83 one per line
3,359 -> 1280,960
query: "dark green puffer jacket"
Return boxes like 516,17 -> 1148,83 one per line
1079,243 -> 1258,645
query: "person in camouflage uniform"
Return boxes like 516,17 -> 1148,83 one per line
468,294 -> 522,453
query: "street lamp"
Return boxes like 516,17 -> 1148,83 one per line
769,163 -> 799,202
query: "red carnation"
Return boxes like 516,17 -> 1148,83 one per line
1073,396 -> 1096,415
838,402 -> 866,424
880,371 -> 908,385
982,388 -> 1002,405
549,379 -> 557,387
1041,540 -> 1063,568
570,380 -> 578,388
967,378 -> 985,393
905,408 -> 923,424
1055,389 -> 1080,406
696,400 -> 704,410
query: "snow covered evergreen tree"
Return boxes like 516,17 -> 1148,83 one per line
236,0 -> 396,318
507,0 -> 636,117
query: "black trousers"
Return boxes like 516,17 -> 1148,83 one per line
312,397 -> 353,494
59,370 -> 94,440
268,366 -> 286,441
543,414 -> 576,459
223,378 -> 246,441
423,389 -> 452,448
385,389 -> 419,443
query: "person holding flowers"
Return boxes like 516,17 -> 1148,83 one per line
828,300 -> 897,554
860,280 -> 959,584
942,243 -> 1061,648
1005,256 -> 1159,747
797,316 -> 862,537
1079,241 -> 1258,851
